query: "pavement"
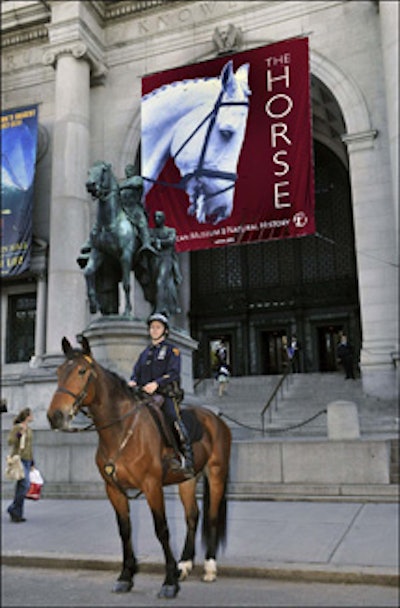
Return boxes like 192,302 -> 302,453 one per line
2,496 -> 399,586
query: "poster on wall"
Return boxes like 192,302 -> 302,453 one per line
1,105 -> 38,277
141,37 -> 315,253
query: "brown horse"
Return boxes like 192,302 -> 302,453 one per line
47,337 -> 231,599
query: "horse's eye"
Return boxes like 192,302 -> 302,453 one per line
78,368 -> 87,376
220,128 -> 233,140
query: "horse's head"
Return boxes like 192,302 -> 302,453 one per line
171,60 -> 251,224
47,337 -> 97,431
86,161 -> 115,200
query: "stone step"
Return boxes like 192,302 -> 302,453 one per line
194,372 -> 399,440
2,481 -> 397,503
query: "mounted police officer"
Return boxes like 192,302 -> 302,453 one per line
128,313 -> 194,477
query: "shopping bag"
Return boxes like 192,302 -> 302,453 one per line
25,467 -> 44,500
29,467 -> 44,485
5,454 -> 25,481
25,483 -> 42,500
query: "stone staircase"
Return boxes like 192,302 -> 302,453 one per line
193,372 -> 399,439
193,372 -> 399,485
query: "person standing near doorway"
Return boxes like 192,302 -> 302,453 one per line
287,336 -> 301,373
337,334 -> 356,379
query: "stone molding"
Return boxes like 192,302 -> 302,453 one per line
1,25 -> 49,49
341,129 -> 379,151
104,0 -> 169,21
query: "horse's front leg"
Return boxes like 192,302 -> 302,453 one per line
177,477 -> 199,581
144,481 -> 180,599
120,251 -> 132,316
105,482 -> 137,593
84,251 -> 103,314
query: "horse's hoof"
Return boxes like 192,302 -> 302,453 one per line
178,560 -> 193,581
112,580 -> 133,593
157,583 -> 180,599
202,558 -> 217,583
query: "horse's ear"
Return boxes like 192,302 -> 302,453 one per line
62,337 -> 72,355
235,63 -> 251,94
80,336 -> 91,355
220,60 -> 234,90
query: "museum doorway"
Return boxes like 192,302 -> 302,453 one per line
317,324 -> 343,372
260,329 -> 287,375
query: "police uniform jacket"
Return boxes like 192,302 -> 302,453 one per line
130,339 -> 181,389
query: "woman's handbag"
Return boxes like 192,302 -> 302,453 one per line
5,454 -> 25,481
25,467 -> 44,500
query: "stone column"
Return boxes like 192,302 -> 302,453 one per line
342,131 -> 398,399
34,271 -> 47,359
379,0 -> 399,252
43,46 -> 90,356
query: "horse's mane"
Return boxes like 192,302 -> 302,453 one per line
104,367 -> 136,400
142,75 -> 218,102
66,348 -> 136,401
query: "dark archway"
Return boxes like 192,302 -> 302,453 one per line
190,141 -> 361,377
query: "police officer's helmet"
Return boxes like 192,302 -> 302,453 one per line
147,313 -> 169,331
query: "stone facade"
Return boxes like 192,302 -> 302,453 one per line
1,1 -> 398,426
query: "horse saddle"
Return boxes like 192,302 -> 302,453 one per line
146,396 -> 203,448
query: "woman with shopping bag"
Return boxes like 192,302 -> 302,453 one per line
6,408 -> 35,523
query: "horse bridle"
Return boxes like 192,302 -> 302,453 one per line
55,356 -> 97,423
55,357 -> 143,433
143,87 -> 249,215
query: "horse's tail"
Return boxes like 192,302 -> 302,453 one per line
201,472 -> 228,552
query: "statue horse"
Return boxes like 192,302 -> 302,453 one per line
84,161 -> 138,316
142,59 -> 251,225
47,337 -> 231,599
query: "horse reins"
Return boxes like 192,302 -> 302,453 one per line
143,87 -> 249,210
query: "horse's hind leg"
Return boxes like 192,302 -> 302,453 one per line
202,462 -> 229,583
177,477 -> 199,580
105,483 -> 137,593
143,481 -> 180,599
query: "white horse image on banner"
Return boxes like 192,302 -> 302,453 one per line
141,60 -> 251,225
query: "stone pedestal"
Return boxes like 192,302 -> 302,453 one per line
83,316 -> 198,395
327,400 -> 360,440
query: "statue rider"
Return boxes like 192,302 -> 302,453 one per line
128,313 -> 195,478
119,164 -> 156,254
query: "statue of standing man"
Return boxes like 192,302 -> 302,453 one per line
149,210 -> 182,317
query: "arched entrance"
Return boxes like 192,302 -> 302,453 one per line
190,75 -> 361,378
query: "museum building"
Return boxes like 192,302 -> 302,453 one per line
1,1 -> 398,424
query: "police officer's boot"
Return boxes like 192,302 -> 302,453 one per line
175,418 -> 195,478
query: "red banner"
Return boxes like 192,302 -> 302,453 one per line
141,38 -> 315,252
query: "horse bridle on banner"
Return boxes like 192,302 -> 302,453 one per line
143,88 -> 249,206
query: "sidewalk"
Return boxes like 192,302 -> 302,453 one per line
2,497 -> 398,586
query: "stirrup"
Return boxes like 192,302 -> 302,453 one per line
181,456 -> 195,478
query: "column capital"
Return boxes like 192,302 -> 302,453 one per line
42,42 -> 107,83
